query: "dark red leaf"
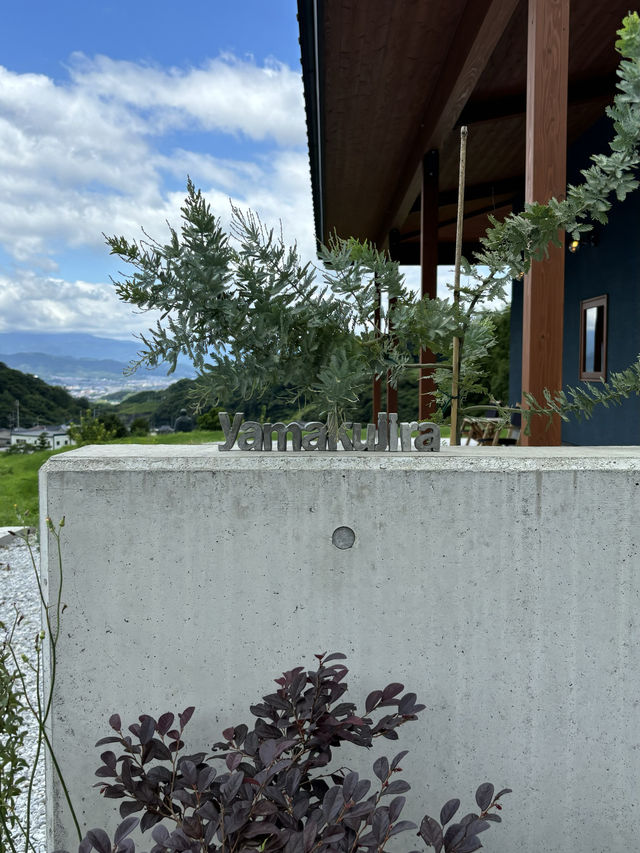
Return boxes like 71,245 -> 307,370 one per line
373,756 -> 389,781
475,783 -> 494,812
140,811 -> 162,832
138,715 -> 156,745
456,835 -> 482,853
391,750 -> 408,770
119,801 -> 143,818
86,829 -> 111,853
220,771 -> 244,803
397,693 -> 417,714
114,817 -> 138,845
381,683 -> 404,701
389,820 -> 416,836
243,821 -> 280,838
156,712 -> 174,736
419,815 -> 443,853
383,780 -> 410,796
226,752 -> 243,771
179,706 -> 195,729
440,799 -> 460,826
389,796 -> 405,822
365,690 -> 383,713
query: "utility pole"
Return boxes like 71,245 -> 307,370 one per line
15,400 -> 20,429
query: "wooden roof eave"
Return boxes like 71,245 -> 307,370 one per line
297,0 -> 325,248
376,0 -> 521,246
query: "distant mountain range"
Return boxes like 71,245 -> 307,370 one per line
0,331 -> 142,360
0,332 -> 196,386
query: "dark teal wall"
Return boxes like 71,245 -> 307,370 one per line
510,117 -> 640,445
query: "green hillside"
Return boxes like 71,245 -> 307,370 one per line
108,372 -> 430,427
0,362 -> 89,428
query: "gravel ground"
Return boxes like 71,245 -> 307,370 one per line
1,534 -> 46,853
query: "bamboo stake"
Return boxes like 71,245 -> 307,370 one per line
449,126 -> 468,445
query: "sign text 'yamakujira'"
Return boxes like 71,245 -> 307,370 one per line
218,412 -> 440,452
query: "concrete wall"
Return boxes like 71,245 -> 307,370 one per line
40,445 -> 640,853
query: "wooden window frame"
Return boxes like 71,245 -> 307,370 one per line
579,295 -> 608,381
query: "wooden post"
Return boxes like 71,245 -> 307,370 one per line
521,0 -> 569,446
419,149 -> 439,421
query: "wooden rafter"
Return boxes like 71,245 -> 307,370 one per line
457,72 -> 617,127
376,0 -> 520,245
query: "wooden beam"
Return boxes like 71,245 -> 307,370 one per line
521,0 -> 569,446
436,176 -> 523,208
456,73 -> 617,127
420,150 -> 439,420
376,0 -> 520,245
390,241 -> 482,266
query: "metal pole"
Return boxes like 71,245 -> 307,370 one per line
449,126 -> 468,445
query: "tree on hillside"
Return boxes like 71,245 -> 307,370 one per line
68,413 -> 119,445
0,362 -> 89,428
96,412 -> 127,438
129,417 -> 150,436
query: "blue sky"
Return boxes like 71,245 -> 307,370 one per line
0,1 -> 459,343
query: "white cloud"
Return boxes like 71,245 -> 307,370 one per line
67,53 -> 306,145
0,53 -> 310,257
0,51 -> 315,334
0,269 -> 164,337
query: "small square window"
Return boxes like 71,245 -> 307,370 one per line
579,295 -> 607,380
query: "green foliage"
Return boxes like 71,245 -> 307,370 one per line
106,13 -> 640,432
109,378 -> 202,427
0,524 -> 83,851
522,357 -> 640,423
129,417 -> 150,436
0,626 -> 28,845
196,408 -> 221,431
107,183 -> 464,426
4,443 -> 32,457
463,308 -> 510,409
97,412 -> 128,438
472,13 -> 640,294
35,432 -> 49,451
0,452 -> 62,525
0,362 -> 89,429
68,412 -> 118,445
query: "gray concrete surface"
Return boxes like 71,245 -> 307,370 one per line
0,525 -> 34,545
40,445 -> 640,852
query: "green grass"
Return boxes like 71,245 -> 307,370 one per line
109,429 -> 224,445
0,432 -> 224,526
0,447 -> 72,526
